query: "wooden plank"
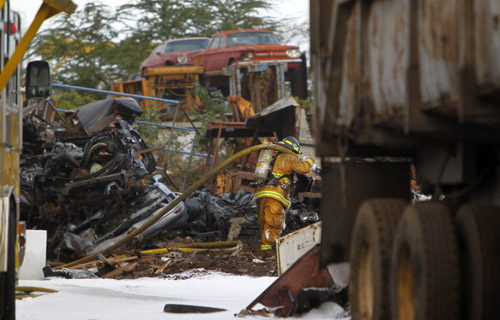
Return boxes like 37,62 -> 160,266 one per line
154,260 -> 172,275
68,260 -> 104,270
102,261 -> 139,279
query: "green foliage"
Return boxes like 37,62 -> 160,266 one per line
191,82 -> 241,166
135,103 -> 161,145
52,90 -> 96,110
192,82 -> 228,149
28,0 -> 279,90
28,3 -> 120,94
298,98 -> 313,115
117,0 -> 277,40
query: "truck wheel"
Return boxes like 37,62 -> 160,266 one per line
390,202 -> 459,320
349,198 -> 406,320
456,205 -> 500,320
0,199 -> 16,320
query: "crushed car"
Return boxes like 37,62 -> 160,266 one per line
21,98 -> 186,260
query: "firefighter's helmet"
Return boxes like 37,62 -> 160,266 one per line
279,136 -> 302,154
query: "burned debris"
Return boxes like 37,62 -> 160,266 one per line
21,98 -> 186,260
21,96 -> 321,284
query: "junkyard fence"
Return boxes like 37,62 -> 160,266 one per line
49,83 -> 210,192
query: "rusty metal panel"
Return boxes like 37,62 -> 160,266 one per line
328,0 -> 411,132
364,0 -> 408,122
312,0 -> 357,155
474,0 -> 500,92
313,0 -> 500,155
337,2 -> 358,127
277,222 -> 321,275
419,0 -> 460,107
246,246 -> 335,317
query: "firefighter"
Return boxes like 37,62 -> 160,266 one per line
255,136 -> 320,250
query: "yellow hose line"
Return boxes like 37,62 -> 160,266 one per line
56,145 -> 295,269
16,286 -> 58,293
174,240 -> 242,249
140,248 -> 169,255
16,286 -> 58,299
140,240 -> 243,255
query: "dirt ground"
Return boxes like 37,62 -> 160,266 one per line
116,240 -> 277,279
48,237 -> 278,280
135,241 -> 277,278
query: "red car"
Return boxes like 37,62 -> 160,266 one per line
139,37 -> 209,73
193,30 -> 302,74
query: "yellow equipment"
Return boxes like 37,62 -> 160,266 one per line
111,66 -> 204,114
0,1 -> 76,318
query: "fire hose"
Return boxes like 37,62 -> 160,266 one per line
55,144 -> 296,269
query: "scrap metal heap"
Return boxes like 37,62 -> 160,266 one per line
21,98 -> 186,260
20,97 -> 320,264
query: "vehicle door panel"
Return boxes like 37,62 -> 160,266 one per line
148,44 -> 165,68
204,37 -> 220,71
214,35 -> 229,70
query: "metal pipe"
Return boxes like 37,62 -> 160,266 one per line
135,120 -> 196,132
162,148 -> 209,158
164,103 -> 180,171
52,83 -> 179,104
182,134 -> 197,192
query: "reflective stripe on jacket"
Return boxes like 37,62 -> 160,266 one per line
255,186 -> 291,208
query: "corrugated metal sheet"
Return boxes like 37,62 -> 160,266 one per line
474,0 -> 500,90
419,0 -> 460,106
366,0 -> 408,120
337,2 -> 358,127
338,0 -> 409,126
313,0 -> 500,152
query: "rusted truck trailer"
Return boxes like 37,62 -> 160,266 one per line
310,0 -> 500,319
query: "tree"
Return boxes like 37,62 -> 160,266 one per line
117,0 -> 277,40
28,3 -> 121,90
28,0 -> 279,89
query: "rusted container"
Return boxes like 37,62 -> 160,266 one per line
312,0 -> 500,155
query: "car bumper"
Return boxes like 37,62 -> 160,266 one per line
211,59 -> 303,76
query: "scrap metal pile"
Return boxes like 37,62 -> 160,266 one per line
20,97 -> 320,265
20,98 -> 186,260
181,187 -> 320,242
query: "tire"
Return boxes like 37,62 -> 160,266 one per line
390,201 -> 460,320
456,205 -> 500,320
0,199 -> 16,320
349,198 -> 407,320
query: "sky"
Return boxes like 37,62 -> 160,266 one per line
12,0 -> 310,50
14,0 -> 309,23
17,271 -> 350,320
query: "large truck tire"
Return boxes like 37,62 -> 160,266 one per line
390,201 -> 460,320
349,198 -> 407,320
456,205 -> 500,320
0,201 -> 16,320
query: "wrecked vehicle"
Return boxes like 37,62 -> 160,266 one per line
21,98 -> 186,259
139,37 -> 210,72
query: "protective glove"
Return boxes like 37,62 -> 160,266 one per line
310,163 -> 322,176
301,156 -> 315,166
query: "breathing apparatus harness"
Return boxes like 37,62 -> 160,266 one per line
253,152 -> 292,192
